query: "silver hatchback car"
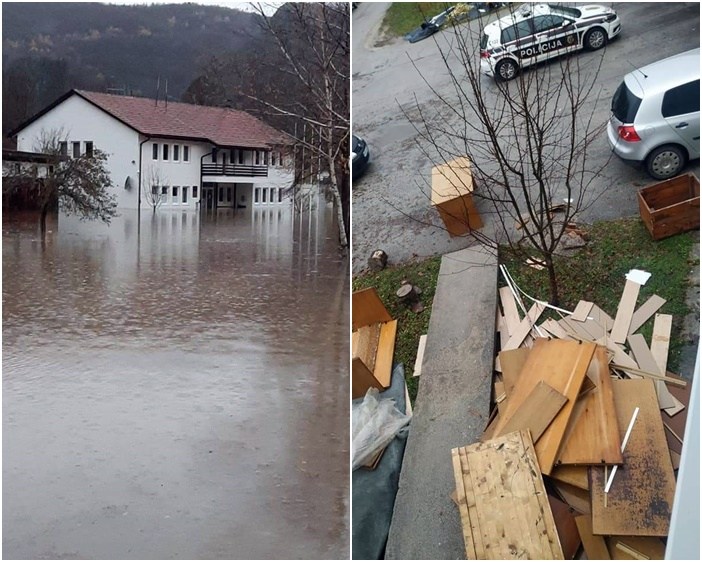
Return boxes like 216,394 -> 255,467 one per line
607,48 -> 700,180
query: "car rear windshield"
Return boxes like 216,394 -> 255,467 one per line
611,81 -> 642,123
547,4 -> 581,19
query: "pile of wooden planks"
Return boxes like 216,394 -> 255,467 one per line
451,272 -> 691,559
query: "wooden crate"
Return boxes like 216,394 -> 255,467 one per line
431,157 -> 483,237
638,173 -> 699,240
352,288 -> 397,399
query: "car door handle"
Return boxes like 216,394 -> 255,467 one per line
675,122 -> 689,129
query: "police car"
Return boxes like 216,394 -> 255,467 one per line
480,4 -> 621,81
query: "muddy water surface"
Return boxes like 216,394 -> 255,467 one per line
3,205 -> 349,559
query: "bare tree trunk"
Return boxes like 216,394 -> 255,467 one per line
39,200 -> 50,238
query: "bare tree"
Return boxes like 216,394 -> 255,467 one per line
142,165 -> 168,213
400,5 -> 613,304
3,128 -> 117,235
244,2 -> 350,249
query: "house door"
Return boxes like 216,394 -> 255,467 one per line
203,187 -> 215,210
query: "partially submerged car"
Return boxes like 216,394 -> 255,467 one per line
480,3 -> 621,81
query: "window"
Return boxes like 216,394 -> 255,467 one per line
192,185 -> 198,199
72,142 -> 81,158
532,15 -> 564,33
161,186 -> 168,196
270,188 -> 277,203
152,143 -> 158,160
218,187 -> 224,202
173,145 -> 180,162
254,188 -> 260,203
500,20 -> 533,43
59,141 -> 68,156
172,186 -> 179,203
611,82 -> 642,123
226,187 -> 232,202
183,145 -> 189,162
272,152 -> 277,166
262,188 -> 267,203
211,149 -> 217,163
239,150 -> 244,164
264,152 -> 269,165
255,151 -> 261,165
230,150 -> 236,164
85,141 -> 94,158
163,144 -> 169,161
278,189 -> 283,203
182,186 -> 188,203
662,80 -> 700,118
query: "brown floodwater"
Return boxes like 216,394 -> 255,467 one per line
3,203 -> 349,559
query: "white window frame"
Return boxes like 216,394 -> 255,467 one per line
192,184 -> 198,200
183,145 -> 190,162
152,143 -> 159,161
182,186 -> 188,204
163,144 -> 170,162
172,185 -> 179,205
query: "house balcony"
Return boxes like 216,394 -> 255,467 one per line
201,163 -> 268,178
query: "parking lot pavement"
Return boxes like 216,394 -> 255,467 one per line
352,3 -> 700,274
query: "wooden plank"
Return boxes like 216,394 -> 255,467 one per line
575,515 -> 611,560
548,495 -> 581,560
628,294 -> 666,335
607,536 -> 666,560
611,279 -> 641,344
373,319 -> 397,388
499,286 -> 521,337
628,333 -> 676,409
558,317 -> 597,341
571,300 -> 594,322
550,465 -> 589,491
663,394 -> 685,416
540,318 -> 573,340
412,334 -> 427,377
352,357 -> 383,399
352,287 -> 392,331
353,322 -> 381,373
650,313 -> 672,374
662,372 -> 690,453
495,381 -> 568,443
591,304 -> 615,331
555,346 -> 623,465
499,347 -> 531,395
493,338 -> 596,475
502,302 -> 545,351
553,481 -> 591,515
452,430 -> 564,560
591,379 -> 676,536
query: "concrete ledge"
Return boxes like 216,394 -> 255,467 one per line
385,244 -> 498,559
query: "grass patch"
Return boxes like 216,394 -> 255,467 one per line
380,2 -> 455,37
354,218 -> 697,404
353,256 -> 441,402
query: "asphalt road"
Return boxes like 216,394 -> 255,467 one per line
352,3 -> 700,273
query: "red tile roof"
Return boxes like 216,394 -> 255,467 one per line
75,90 -> 289,148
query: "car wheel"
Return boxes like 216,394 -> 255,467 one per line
646,145 -> 687,180
584,27 -> 607,50
495,58 -> 518,81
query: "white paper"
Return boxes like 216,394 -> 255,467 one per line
625,269 -> 651,286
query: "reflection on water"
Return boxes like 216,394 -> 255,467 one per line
3,203 -> 349,559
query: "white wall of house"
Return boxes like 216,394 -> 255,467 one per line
15,95 -> 141,210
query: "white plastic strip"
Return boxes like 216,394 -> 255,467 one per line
604,406 -> 640,494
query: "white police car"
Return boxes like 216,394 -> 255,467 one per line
480,3 -> 621,81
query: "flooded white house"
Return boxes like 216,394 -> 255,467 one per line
11,89 -> 294,212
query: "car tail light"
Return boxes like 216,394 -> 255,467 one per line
618,125 -> 641,142
480,50 -> 490,59
605,13 -> 616,22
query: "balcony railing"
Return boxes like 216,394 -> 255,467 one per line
201,163 -> 268,177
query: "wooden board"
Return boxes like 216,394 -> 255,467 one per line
575,515 -> 611,560
498,347 -> 531,394
555,346 -> 622,465
591,379 -> 676,537
352,322 -> 382,373
553,481 -> 591,515
650,313 -> 672,374
628,333 -> 676,409
628,294 -> 666,335
548,495 -> 581,560
452,430 -> 564,560
571,300 -> 594,322
551,465 -> 589,491
591,305 -> 615,332
352,357 -> 383,399
607,536 -> 666,560
374,319 -> 397,388
499,286 -> 521,337
412,334 -> 427,377
662,373 -> 691,454
352,287 -> 392,331
431,157 -> 482,235
611,279 -> 641,344
495,381 -> 567,443
558,317 -> 597,342
492,338 -> 596,475
502,302 -> 545,351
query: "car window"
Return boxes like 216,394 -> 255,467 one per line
611,81 -> 642,123
532,15 -> 565,33
480,33 -> 489,49
500,20 -> 533,43
662,80 -> 700,117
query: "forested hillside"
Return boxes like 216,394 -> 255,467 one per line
2,2 -> 264,136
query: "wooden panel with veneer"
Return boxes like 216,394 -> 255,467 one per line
492,338 -> 596,475
575,515 -> 611,560
628,294 -> 666,335
571,300 -> 594,322
591,379 -> 676,537
502,302 -> 545,351
452,430 -> 563,560
611,279 -> 641,344
628,333 -> 676,409
498,347 -> 531,394
499,286 -> 521,338
352,287 -> 393,331
551,465 -> 589,491
606,536 -> 666,560
555,346 -> 622,465
495,380 -> 567,442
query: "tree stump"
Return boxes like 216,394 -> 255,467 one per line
397,283 -> 424,313
368,249 -> 388,272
